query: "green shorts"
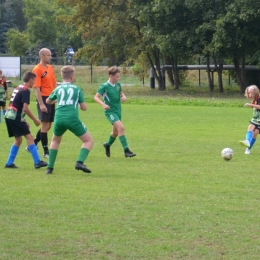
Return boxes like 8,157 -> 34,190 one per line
53,118 -> 87,137
105,112 -> 121,124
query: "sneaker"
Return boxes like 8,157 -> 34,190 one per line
4,164 -> 19,168
124,149 -> 136,158
34,161 -> 48,169
239,140 -> 250,148
75,162 -> 91,173
103,143 -> 110,157
245,148 -> 251,154
43,153 -> 49,158
45,168 -> 53,174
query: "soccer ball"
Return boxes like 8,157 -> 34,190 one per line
221,148 -> 234,161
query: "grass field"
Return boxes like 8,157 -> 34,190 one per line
1,99 -> 260,259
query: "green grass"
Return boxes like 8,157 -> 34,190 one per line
1,101 -> 260,259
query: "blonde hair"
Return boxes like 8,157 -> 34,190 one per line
61,65 -> 75,80
245,85 -> 260,99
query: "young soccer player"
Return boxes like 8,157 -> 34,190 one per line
45,66 -> 94,174
0,69 -> 8,123
239,85 -> 260,154
94,66 -> 136,158
4,71 -> 47,169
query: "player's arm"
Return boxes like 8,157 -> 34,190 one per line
94,93 -> 110,110
34,87 -> 47,112
46,97 -> 56,105
120,92 -> 126,102
245,103 -> 260,109
23,103 -> 40,126
79,102 -> 87,111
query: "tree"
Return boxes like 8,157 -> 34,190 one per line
212,0 -> 260,92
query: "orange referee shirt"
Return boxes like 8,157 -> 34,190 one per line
32,64 -> 56,96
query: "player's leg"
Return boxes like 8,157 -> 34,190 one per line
5,119 -> 24,168
45,120 -> 65,174
5,136 -> 22,168
25,133 -> 47,169
246,127 -> 259,154
69,119 -> 93,173
36,97 -> 55,158
103,113 -> 119,157
113,120 -> 136,158
40,121 -> 52,157
75,131 -> 93,173
45,134 -> 62,174
239,123 -> 255,148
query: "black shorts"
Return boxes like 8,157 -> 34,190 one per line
5,118 -> 30,137
0,101 -> 6,107
250,121 -> 260,131
37,96 -> 55,122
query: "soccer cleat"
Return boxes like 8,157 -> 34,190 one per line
4,164 -> 19,168
239,140 -> 250,148
75,162 -> 91,173
34,161 -> 48,169
43,153 -> 49,158
245,148 -> 251,155
45,168 -> 53,174
124,149 -> 136,158
103,143 -> 110,157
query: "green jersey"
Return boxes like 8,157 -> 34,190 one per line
251,97 -> 260,125
48,83 -> 85,120
97,81 -> 122,114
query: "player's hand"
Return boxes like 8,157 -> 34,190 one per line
121,96 -> 126,102
40,104 -> 48,113
34,119 -> 41,126
103,104 -> 110,110
26,122 -> 30,128
244,103 -> 251,107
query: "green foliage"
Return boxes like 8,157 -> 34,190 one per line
5,28 -> 29,56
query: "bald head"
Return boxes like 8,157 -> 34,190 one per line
39,48 -> 50,57
39,48 -> 52,66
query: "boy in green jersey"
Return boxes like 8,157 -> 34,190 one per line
45,66 -> 94,174
94,66 -> 136,158
239,85 -> 260,154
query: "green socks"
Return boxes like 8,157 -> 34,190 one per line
48,149 -> 58,169
77,148 -> 90,163
107,135 -> 116,146
119,135 -> 128,150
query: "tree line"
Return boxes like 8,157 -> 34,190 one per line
1,0 -> 260,92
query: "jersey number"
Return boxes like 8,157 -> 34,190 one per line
58,88 -> 74,105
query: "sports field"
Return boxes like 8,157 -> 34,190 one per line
1,101 -> 260,259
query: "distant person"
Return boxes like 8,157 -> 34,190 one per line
45,66 -> 93,174
64,45 -> 74,65
94,66 -> 136,158
239,85 -> 260,154
26,48 -> 57,158
4,71 -> 47,169
0,69 -> 8,123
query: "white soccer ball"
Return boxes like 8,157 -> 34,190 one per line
221,148 -> 234,161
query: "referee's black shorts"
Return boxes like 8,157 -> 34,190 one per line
37,96 -> 55,122
6,118 -> 30,137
